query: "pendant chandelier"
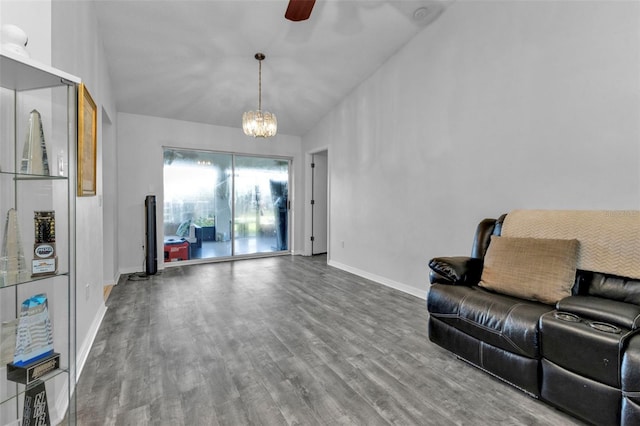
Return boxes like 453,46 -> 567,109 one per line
243,53 -> 277,138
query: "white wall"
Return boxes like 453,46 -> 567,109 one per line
302,0 -> 640,298
50,0 -> 116,381
117,113 -> 303,274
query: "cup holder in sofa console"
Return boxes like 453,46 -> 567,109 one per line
552,312 -> 621,333
553,312 -> 581,323
588,321 -> 622,334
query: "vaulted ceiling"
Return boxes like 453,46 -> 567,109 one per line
95,0 -> 451,136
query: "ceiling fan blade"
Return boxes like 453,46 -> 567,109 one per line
285,0 -> 316,22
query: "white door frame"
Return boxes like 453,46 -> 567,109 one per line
304,147 -> 330,257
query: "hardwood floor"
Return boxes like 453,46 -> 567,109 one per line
75,255 -> 584,425
103,284 -> 114,301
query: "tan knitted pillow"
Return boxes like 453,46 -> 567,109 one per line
479,236 -> 579,305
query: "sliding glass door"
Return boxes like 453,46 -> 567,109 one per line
163,148 -> 290,263
234,156 -> 289,255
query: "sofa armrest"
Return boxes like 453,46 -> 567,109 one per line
428,256 -> 483,286
557,295 -> 640,330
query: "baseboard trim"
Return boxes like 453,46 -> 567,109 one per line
76,303 -> 108,381
328,260 -> 427,300
119,266 -> 148,275
115,271 -> 121,285
48,302 -> 106,423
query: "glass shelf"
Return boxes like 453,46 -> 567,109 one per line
0,171 -> 68,181
14,175 -> 68,182
0,272 -> 70,290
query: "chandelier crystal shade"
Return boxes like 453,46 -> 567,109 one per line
243,53 -> 277,138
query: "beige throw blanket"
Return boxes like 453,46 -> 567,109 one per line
502,210 -> 640,280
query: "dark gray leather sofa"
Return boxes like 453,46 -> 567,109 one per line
427,212 -> 640,425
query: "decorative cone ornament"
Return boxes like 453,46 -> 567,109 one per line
1,209 -> 29,286
20,110 -> 50,175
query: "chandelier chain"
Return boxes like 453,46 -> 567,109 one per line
258,58 -> 262,111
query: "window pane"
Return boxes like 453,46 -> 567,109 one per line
234,156 -> 289,255
163,149 -> 232,260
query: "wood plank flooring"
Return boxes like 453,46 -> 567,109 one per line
75,255 -> 584,425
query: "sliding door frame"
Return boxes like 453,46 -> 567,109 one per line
162,146 -> 293,266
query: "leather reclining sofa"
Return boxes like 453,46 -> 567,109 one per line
426,210 -> 640,425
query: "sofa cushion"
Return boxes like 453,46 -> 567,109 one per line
428,284 -> 553,358
479,236 -> 579,305
588,272 -> 640,305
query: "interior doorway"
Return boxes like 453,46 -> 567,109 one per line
311,150 -> 328,255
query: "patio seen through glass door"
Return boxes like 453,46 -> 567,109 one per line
163,148 -> 290,262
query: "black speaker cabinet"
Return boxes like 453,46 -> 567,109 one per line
145,195 -> 158,275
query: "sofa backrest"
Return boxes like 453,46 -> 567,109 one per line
472,210 -> 640,306
471,214 -> 506,259
575,270 -> 640,304
501,210 -> 640,280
